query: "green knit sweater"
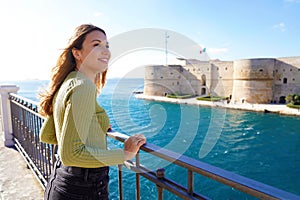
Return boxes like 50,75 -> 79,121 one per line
39,71 -> 125,168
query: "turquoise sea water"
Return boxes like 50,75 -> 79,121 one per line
2,79 -> 300,199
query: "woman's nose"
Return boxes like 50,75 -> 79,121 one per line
103,46 -> 110,54
101,47 -> 110,58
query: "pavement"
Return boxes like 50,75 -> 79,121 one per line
0,130 -> 44,200
135,94 -> 300,116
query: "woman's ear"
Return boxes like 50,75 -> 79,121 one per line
72,48 -> 81,61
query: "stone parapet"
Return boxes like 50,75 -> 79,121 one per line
0,84 -> 19,147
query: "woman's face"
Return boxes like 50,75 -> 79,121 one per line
74,30 -> 111,77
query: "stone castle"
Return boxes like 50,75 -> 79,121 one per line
143,56 -> 300,104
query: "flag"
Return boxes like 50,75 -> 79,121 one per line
200,48 -> 206,54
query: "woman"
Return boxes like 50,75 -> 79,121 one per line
39,24 -> 146,200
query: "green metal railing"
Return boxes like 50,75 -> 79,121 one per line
9,93 -> 300,199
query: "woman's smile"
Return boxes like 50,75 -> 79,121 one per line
98,58 -> 109,64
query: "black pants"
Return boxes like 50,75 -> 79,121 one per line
44,158 -> 109,200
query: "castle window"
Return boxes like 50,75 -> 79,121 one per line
259,69 -> 263,72
225,67 -> 227,70
293,78 -> 295,81
201,74 -> 206,86
290,69 -> 292,71
275,69 -> 278,72
283,69 -> 285,72
177,81 -> 179,85
298,69 -> 300,71
170,72 -> 173,75
283,78 -> 287,84
161,76 -> 163,79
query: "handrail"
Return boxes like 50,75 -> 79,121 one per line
107,131 -> 300,200
7,93 -> 300,200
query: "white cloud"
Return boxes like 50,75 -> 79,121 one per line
93,12 -> 103,17
273,22 -> 286,32
285,0 -> 300,3
207,47 -> 229,54
107,50 -> 185,78
204,47 -> 229,60
108,51 -> 163,78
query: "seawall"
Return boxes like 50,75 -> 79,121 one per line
135,94 -> 300,116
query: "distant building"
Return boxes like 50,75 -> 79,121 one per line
143,56 -> 300,104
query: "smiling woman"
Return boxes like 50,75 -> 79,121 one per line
38,24 -> 146,200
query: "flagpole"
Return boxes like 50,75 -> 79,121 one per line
165,32 -> 169,66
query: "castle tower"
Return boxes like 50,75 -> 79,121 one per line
144,64 -> 198,96
144,65 -> 182,96
231,58 -> 275,104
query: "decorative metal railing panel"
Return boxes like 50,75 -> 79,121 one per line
8,93 -> 300,200
9,93 -> 55,190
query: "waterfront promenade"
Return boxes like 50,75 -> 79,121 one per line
136,94 -> 300,116
0,129 -> 43,200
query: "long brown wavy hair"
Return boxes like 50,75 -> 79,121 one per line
39,24 -> 108,116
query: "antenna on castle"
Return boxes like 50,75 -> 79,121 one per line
165,31 -> 169,66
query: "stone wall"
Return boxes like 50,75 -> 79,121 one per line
231,58 -> 275,103
209,61 -> 234,97
184,61 -> 211,96
273,57 -> 300,103
144,56 -> 300,104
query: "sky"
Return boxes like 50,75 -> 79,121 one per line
0,0 -> 299,80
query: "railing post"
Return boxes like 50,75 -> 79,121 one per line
156,168 -> 165,200
0,84 -> 19,147
188,170 -> 194,194
118,164 -> 123,200
136,152 -> 140,200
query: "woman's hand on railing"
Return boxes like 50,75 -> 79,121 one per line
123,134 -> 146,160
